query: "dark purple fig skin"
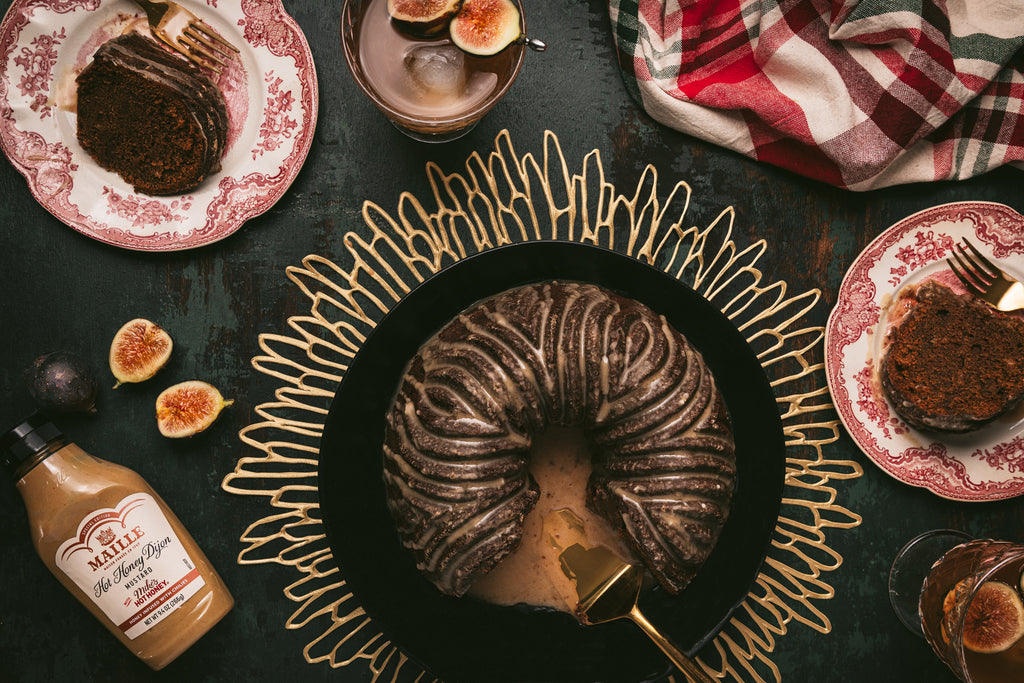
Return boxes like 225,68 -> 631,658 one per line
24,351 -> 98,414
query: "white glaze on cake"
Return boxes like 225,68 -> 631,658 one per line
383,281 -> 736,597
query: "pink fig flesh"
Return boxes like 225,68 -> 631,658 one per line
388,0 -> 461,37
449,0 -> 521,56
156,380 -> 232,438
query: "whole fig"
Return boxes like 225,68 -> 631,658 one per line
24,351 -> 98,414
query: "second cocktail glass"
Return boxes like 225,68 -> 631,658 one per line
891,531 -> 1024,683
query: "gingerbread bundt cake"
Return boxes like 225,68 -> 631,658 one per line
76,32 -> 228,195
383,281 -> 737,597
881,279 -> 1024,433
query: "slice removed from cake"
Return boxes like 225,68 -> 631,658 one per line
76,32 -> 229,196
881,279 -> 1024,433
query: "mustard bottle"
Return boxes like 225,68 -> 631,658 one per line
1,414 -> 234,670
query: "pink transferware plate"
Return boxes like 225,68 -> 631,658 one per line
825,201 -> 1024,502
0,0 -> 317,251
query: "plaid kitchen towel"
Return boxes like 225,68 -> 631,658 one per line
608,0 -> 1024,190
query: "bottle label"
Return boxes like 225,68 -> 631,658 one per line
54,493 -> 205,640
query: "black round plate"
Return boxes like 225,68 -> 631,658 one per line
318,242 -> 785,683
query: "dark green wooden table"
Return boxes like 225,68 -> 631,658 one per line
2,1 -> 1022,681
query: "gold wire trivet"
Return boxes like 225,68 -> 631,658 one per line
221,130 -> 864,683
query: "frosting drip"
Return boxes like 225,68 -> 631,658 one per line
383,281 -> 736,597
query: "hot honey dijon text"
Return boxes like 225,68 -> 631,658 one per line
92,534 -> 175,599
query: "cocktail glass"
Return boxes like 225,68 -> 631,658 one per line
340,0 -> 527,143
889,529 -> 972,634
889,530 -> 1024,682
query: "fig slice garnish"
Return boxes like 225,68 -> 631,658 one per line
388,0 -> 462,37
109,318 -> 173,388
962,580 -> 1024,654
449,0 -> 522,56
155,380 -> 233,438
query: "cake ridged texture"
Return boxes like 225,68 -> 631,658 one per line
383,281 -> 737,597
881,279 -> 1024,433
76,33 -> 228,196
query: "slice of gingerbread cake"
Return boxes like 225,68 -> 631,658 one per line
76,32 -> 229,196
881,279 -> 1024,433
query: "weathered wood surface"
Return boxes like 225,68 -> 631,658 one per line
2,1 -> 1022,681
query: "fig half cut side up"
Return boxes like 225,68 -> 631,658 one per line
449,0 -> 523,56
388,0 -> 461,37
109,318 -> 173,387
155,380 -> 233,438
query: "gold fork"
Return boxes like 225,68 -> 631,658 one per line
946,238 -> 1024,312
131,0 -> 239,73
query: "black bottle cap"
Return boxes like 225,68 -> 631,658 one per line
1,413 -> 64,476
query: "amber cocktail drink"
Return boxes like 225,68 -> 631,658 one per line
919,540 -> 1024,682
341,0 -> 526,142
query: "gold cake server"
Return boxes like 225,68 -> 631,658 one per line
558,542 -> 714,683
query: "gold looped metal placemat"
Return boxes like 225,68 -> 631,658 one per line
221,130 -> 863,683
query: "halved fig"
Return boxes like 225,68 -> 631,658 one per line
388,0 -> 461,37
156,380 -> 233,438
110,318 -> 173,387
961,581 -> 1024,654
449,0 -> 522,56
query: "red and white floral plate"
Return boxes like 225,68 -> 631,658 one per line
825,202 -> 1024,502
0,0 -> 317,251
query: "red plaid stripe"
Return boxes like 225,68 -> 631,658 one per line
609,0 -> 1024,189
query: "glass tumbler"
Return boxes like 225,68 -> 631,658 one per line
340,0 -> 527,143
916,538 -> 1024,682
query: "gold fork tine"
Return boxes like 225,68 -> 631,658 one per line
947,251 -> 987,297
960,238 -> 1001,280
131,0 -> 239,73
179,31 -> 229,70
186,21 -> 240,57
945,238 -> 1024,312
